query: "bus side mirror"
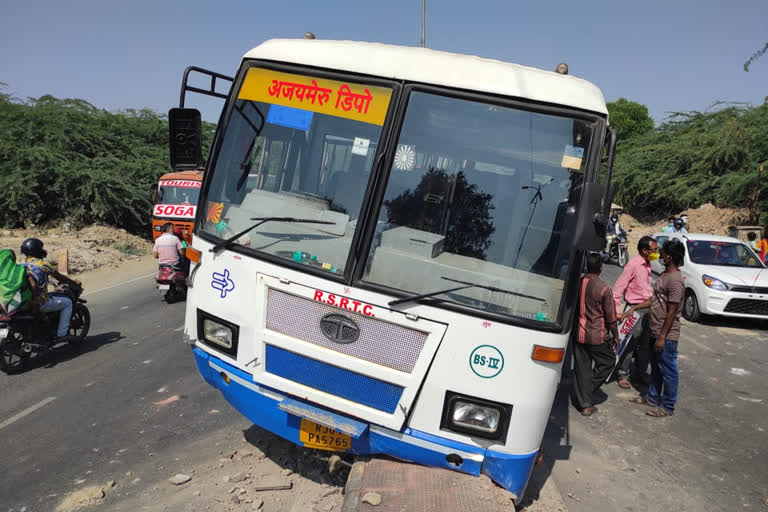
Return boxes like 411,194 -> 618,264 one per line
573,182 -> 614,251
150,183 -> 158,203
169,108 -> 203,170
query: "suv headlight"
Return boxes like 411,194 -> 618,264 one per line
702,275 -> 728,291
440,392 -> 512,441
197,310 -> 239,355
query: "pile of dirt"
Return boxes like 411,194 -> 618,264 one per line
0,225 -> 153,275
618,203 -> 748,255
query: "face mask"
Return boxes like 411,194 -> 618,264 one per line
648,251 -> 659,262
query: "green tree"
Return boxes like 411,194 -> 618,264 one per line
611,104 -> 768,221
0,92 -> 216,235
607,98 -> 655,140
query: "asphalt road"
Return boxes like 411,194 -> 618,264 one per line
2,264 -> 766,511
0,277 -> 241,511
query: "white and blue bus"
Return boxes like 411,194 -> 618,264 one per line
171,39 -> 615,501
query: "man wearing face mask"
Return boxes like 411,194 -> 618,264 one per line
624,239 -> 686,417
612,236 -> 658,389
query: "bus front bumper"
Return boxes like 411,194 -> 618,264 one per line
194,347 -> 537,498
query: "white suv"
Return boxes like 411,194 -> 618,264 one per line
652,232 -> 768,322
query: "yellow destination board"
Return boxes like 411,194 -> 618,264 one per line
238,68 -> 392,126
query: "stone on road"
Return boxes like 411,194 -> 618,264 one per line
252,477 -> 292,492
362,492 -> 382,506
168,474 -> 192,485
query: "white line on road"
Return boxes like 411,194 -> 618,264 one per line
85,272 -> 157,296
0,397 -> 56,431
173,325 -> 185,332
686,336 -> 717,354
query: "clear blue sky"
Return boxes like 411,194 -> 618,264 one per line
1,0 -> 766,123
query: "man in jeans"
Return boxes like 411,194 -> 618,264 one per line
613,236 -> 658,388
572,252 -> 619,416
623,239 -> 685,417
18,238 -> 77,340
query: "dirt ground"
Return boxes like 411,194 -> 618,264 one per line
52,422 -> 349,512
106,426 -> 350,512
0,225 -> 153,275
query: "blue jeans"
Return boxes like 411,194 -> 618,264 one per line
40,295 -> 73,337
646,338 -> 679,414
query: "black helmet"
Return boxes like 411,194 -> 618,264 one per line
610,214 -> 618,222
674,218 -> 684,227
20,238 -> 47,259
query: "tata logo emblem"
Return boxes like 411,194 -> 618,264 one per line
320,313 -> 360,344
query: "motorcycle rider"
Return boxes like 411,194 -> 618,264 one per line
173,226 -> 190,274
153,223 -> 183,268
605,214 -> 627,256
17,238 -> 76,340
672,218 -> 687,234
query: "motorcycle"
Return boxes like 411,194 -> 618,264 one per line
156,263 -> 188,303
603,232 -> 630,267
0,281 -> 90,374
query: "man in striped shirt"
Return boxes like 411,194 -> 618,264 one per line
572,253 -> 619,416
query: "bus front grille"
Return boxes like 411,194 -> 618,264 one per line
265,344 -> 403,413
265,288 -> 427,373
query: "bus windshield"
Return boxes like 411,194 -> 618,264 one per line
201,66 -> 595,324
200,66 -> 393,276
362,92 -> 595,323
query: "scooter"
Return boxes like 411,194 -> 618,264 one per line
603,233 -> 630,267
156,262 -> 188,303
0,280 -> 90,374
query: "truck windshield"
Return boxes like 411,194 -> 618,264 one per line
362,91 -> 595,323
157,182 -> 201,205
201,66 -> 393,276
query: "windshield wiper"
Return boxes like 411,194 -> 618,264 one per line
209,217 -> 335,254
388,276 -> 546,307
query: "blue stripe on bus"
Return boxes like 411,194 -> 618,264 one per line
193,348 -> 536,499
481,448 -> 539,498
264,344 -> 403,413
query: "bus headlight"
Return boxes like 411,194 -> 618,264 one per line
197,310 -> 239,356
451,401 -> 500,433
203,319 -> 233,348
440,392 -> 512,441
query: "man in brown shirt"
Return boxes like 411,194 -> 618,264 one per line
572,253 -> 619,416
624,239 -> 686,417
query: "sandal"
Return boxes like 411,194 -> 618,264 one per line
580,406 -> 598,416
646,407 -> 671,417
630,396 -> 655,406
617,377 -> 631,389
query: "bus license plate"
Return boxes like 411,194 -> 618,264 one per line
299,418 -> 351,452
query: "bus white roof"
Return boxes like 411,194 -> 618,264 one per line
242,39 -> 608,115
